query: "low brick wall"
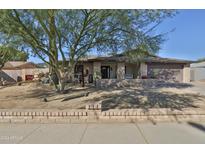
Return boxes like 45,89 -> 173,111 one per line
85,102 -> 102,110
0,110 -> 87,123
100,109 -> 205,122
0,108 -> 205,123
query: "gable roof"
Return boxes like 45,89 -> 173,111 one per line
84,54 -> 193,64
17,62 -> 37,69
3,61 -> 25,69
2,61 -> 37,70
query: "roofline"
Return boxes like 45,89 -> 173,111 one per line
57,55 -> 195,64
2,62 -> 37,70
144,59 -> 194,64
85,56 -> 194,64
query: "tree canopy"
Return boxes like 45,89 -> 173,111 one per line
197,57 -> 205,62
0,9 -> 176,91
0,46 -> 28,69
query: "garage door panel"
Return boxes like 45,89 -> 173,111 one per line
147,63 -> 183,82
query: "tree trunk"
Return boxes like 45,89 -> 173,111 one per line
54,70 -> 66,93
133,62 -> 141,78
81,66 -> 85,87
58,78 -> 65,92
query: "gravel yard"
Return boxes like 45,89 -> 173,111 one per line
0,80 -> 205,110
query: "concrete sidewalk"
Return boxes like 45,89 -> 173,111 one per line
0,122 -> 205,144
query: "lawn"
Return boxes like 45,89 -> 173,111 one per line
0,80 -> 205,111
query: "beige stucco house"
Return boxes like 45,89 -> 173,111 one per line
74,54 -> 191,84
0,61 -> 49,82
0,55 -> 191,84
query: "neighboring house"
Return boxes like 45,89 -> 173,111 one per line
74,54 -> 192,84
190,61 -> 205,81
0,61 -> 49,82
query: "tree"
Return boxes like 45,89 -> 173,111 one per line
0,9 -> 176,92
0,46 -> 28,69
197,57 -> 205,62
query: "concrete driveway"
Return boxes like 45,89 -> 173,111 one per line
189,81 -> 205,96
0,122 -> 205,144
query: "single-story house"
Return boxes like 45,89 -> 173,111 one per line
0,61 -> 49,82
190,61 -> 205,81
0,55 -> 192,84
73,54 -> 192,83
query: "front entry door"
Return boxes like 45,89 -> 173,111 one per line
101,66 -> 110,79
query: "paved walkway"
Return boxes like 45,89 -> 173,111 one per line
0,122 -> 205,144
